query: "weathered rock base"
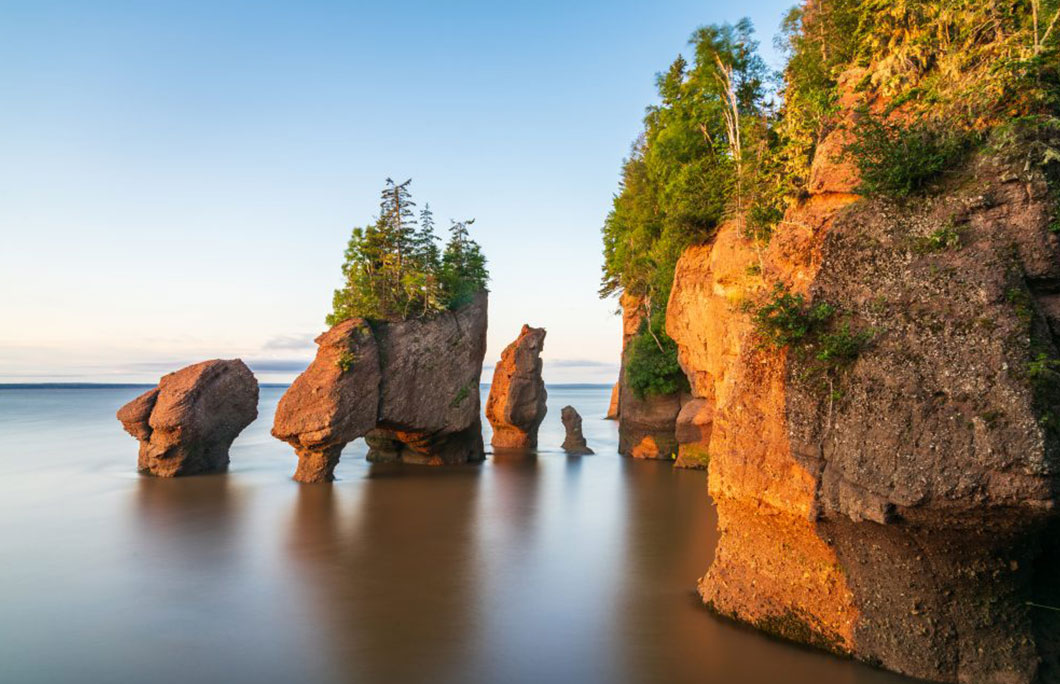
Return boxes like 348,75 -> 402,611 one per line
365,424 -> 486,466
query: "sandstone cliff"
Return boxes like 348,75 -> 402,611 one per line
485,324 -> 547,449
273,292 -> 487,481
666,111 -> 1060,681
117,359 -> 259,477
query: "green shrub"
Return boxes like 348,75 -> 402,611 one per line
625,324 -> 690,399
815,323 -> 872,365
751,283 -> 834,348
913,222 -> 962,253
845,113 -> 969,198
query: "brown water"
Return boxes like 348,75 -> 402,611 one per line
0,385 -> 913,684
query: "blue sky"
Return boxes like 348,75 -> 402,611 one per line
0,0 -> 794,383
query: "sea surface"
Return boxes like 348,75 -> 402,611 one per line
0,385 -> 911,684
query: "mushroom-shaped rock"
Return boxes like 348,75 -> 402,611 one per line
117,359 -> 258,477
272,319 -> 381,483
273,292 -> 489,481
486,325 -> 547,449
560,406 -> 593,454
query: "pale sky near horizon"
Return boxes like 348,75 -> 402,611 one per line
1,0 -> 794,384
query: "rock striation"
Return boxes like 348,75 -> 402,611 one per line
560,405 -> 593,454
485,324 -> 547,449
665,80 -> 1060,682
117,359 -> 258,477
273,292 -> 488,482
616,292 -> 682,460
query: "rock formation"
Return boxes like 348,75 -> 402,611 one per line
117,359 -> 259,477
665,76 -> 1060,682
673,397 -> 711,469
560,405 -> 593,454
605,381 -> 620,419
273,292 -> 488,482
616,292 -> 682,460
485,324 -> 547,449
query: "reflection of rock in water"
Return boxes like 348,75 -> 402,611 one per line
284,465 -> 483,682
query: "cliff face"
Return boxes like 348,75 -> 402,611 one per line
273,292 -> 488,481
617,292 -> 684,460
667,114 -> 1060,680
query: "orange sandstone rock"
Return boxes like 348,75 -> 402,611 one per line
117,359 -> 258,477
485,325 -> 547,449
273,293 -> 488,481
667,113 -> 1060,682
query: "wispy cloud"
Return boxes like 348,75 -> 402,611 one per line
262,333 -> 317,350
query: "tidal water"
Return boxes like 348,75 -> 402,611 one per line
0,385 -> 912,684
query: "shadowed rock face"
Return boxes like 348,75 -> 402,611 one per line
666,95 -> 1060,681
273,292 -> 488,482
117,359 -> 259,477
560,406 -> 593,454
486,324 -> 547,449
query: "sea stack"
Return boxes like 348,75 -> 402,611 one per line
560,406 -> 593,455
116,359 -> 258,477
485,324 -> 547,449
273,292 -> 488,482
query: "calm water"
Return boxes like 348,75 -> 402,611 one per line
0,385 -> 912,684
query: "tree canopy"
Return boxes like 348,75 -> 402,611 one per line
327,179 -> 488,325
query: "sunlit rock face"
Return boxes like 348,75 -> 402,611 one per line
486,324 -> 547,449
617,292 -> 682,460
117,359 -> 259,477
667,115 -> 1060,681
273,292 -> 487,482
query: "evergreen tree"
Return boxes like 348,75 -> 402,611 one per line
328,180 -> 488,325
441,219 -> 488,309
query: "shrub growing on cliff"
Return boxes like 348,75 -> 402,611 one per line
327,179 -> 488,325
844,113 -> 970,198
625,321 -> 690,399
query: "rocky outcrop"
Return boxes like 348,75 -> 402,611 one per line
667,110 -> 1060,680
485,324 -> 547,449
617,292 -> 682,460
117,359 -> 258,477
673,397 -> 711,469
606,382 -> 620,419
560,405 -> 593,454
273,292 -> 488,482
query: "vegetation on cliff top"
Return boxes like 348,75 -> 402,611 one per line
328,179 -> 488,325
602,2 -> 1060,395
600,20 -> 773,397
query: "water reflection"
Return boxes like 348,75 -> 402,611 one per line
285,464 -> 483,683
0,387 -> 921,684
